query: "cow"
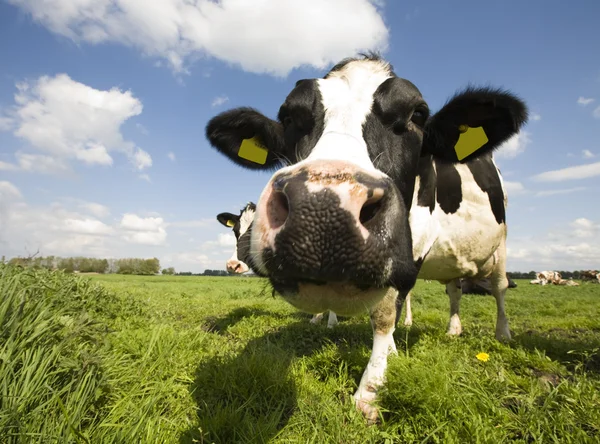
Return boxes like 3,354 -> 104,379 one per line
580,270 -> 600,283
217,203 -> 340,328
206,54 -> 528,421
530,271 -> 562,286
460,276 -> 517,295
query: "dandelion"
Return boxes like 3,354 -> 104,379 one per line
476,352 -> 490,362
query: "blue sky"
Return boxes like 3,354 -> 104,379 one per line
0,0 -> 599,272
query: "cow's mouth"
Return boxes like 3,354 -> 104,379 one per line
270,277 -> 392,317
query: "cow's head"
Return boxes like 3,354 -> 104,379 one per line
207,55 -> 527,315
217,202 -> 256,274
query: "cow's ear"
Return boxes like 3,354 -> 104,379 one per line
423,87 -> 528,162
206,107 -> 286,170
217,212 -> 239,228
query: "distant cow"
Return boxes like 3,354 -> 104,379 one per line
207,54 -> 527,420
581,270 -> 600,283
217,203 -> 340,328
530,271 -> 563,286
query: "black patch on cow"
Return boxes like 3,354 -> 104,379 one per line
277,80 -> 325,162
416,155 -> 436,213
362,77 -> 427,211
434,159 -> 462,215
466,154 -> 506,224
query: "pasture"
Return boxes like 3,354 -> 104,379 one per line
2,265 -> 600,443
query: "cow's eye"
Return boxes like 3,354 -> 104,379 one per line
282,115 -> 293,128
411,105 -> 429,128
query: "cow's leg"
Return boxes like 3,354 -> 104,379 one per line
310,313 -> 324,324
446,279 -> 463,336
355,288 -> 398,424
490,238 -> 511,341
403,291 -> 413,326
327,311 -> 338,328
393,290 -> 409,327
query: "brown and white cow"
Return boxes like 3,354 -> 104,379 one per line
530,271 -> 562,286
206,54 -> 527,421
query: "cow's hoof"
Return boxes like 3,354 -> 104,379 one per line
403,317 -> 413,327
495,328 -> 512,342
355,398 -> 380,425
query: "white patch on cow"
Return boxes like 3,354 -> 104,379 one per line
307,60 -> 392,172
239,206 -> 255,237
309,313 -> 324,324
408,175 -> 440,262
327,311 -> 339,328
281,283 -> 389,317
403,293 -> 413,326
416,161 -> 505,281
354,329 -> 397,422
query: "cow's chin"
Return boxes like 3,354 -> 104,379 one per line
272,280 -> 391,317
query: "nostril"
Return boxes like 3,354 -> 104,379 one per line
267,190 -> 290,229
359,189 -> 385,225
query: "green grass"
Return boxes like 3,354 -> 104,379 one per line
1,265 -> 599,443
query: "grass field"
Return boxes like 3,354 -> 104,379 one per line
2,264 -> 600,443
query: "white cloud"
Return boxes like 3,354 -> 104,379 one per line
582,149 -> 595,159
80,202 -> 110,218
577,96 -> 595,106
138,173 -> 151,182
120,213 -> 167,245
594,106 -> 600,119
7,0 -> 388,76
132,148 -> 152,170
495,131 -> 531,159
0,152 -> 73,175
63,218 -> 113,235
167,151 -> 176,162
504,181 -> 525,195
507,218 -> 600,270
531,161 -> 600,182
211,95 -> 229,107
0,73 -> 150,174
570,218 -> 599,239
121,213 -> 164,232
75,143 -> 113,165
535,186 -> 586,197
531,112 -> 541,121
0,181 -> 22,200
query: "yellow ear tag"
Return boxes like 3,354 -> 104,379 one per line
454,125 -> 488,161
226,220 -> 235,227
238,136 -> 268,165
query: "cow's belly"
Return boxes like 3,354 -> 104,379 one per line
413,205 -> 505,282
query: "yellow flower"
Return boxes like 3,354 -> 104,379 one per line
476,352 -> 490,362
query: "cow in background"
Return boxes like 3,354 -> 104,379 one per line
530,271 -> 563,285
581,270 -> 600,283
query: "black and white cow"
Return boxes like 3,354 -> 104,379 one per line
206,54 -> 527,421
217,203 -> 340,328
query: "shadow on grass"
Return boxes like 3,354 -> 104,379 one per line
180,306 -> 431,443
512,328 -> 600,374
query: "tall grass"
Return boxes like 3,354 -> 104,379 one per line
1,266 -> 599,443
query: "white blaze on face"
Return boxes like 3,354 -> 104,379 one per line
307,60 -> 393,173
228,206 -> 255,274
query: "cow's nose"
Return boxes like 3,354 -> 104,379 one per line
226,259 -> 249,274
265,162 -> 390,235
